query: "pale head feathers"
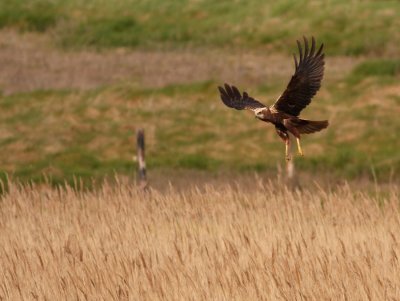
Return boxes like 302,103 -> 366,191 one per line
254,107 -> 267,118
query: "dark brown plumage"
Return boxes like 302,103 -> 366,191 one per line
218,37 -> 329,160
219,84 -> 265,111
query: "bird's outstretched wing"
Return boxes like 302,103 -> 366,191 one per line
272,37 -> 325,116
218,83 -> 266,111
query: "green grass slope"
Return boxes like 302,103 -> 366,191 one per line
1,65 -> 399,184
0,0 -> 399,55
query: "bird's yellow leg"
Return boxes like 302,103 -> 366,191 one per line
296,138 -> 304,156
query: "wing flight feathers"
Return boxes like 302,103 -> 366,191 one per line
273,36 -> 325,116
218,83 -> 266,111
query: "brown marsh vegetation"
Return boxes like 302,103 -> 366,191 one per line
0,178 -> 399,300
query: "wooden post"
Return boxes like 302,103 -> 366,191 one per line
285,136 -> 300,189
286,159 -> 296,182
136,128 -> 148,189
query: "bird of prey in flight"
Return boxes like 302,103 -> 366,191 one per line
218,37 -> 328,161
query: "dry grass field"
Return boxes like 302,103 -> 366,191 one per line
1,178 -> 399,300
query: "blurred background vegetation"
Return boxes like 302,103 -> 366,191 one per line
0,0 -> 399,185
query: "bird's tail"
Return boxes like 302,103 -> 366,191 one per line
292,119 -> 329,134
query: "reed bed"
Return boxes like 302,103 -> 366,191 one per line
0,180 -> 399,300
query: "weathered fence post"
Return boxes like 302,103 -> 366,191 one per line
285,137 -> 300,189
286,159 -> 295,181
136,128 -> 148,189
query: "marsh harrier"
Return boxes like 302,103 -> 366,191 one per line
218,37 -> 328,161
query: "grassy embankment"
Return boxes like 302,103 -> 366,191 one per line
0,0 -> 399,184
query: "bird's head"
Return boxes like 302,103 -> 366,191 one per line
254,108 -> 266,119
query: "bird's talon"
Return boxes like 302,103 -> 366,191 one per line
296,138 -> 304,157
